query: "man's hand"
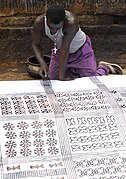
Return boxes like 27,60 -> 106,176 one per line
39,61 -> 49,78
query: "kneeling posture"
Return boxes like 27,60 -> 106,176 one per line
32,4 -> 123,80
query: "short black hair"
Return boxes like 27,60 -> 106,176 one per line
46,5 -> 65,24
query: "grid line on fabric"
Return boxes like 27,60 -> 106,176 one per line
41,80 -> 78,179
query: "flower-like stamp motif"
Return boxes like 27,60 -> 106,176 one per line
31,121 -> 42,129
46,138 -> 57,146
20,148 -> 32,156
48,147 -> 59,155
46,129 -> 56,137
3,123 -> 15,131
32,130 -> 43,138
20,140 -> 31,148
33,139 -> 44,147
5,131 -> 17,139
17,121 -> 28,130
34,148 -> 45,156
19,131 -> 31,139
44,119 -> 55,128
5,140 -> 17,149
5,149 -> 17,157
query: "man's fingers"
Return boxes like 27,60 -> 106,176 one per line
39,68 -> 49,78
44,71 -> 48,77
39,70 -> 44,78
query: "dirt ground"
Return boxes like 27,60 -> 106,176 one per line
0,58 -> 126,81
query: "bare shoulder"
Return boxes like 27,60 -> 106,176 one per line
33,15 -> 45,31
65,10 -> 78,25
64,10 -> 79,33
35,15 -> 44,23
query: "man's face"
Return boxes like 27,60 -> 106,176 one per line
47,18 -> 63,35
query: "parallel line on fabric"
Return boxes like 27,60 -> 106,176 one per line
40,79 -> 78,179
4,168 -> 66,179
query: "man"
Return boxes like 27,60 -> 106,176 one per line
32,4 -> 123,80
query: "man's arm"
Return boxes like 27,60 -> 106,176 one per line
59,17 -> 79,80
32,16 -> 48,78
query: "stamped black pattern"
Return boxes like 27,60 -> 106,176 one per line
74,155 -> 126,178
2,118 -> 60,158
110,88 -> 126,112
90,76 -> 126,144
55,90 -> 111,112
1,77 -> 126,179
0,93 -> 53,116
65,115 -> 124,153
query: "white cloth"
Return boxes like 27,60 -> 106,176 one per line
1,75 -> 126,179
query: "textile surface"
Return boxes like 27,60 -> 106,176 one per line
0,75 -> 126,179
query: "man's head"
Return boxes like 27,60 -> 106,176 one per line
46,5 -> 65,34
46,5 -> 65,24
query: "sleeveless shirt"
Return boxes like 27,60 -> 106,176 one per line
44,16 -> 86,53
